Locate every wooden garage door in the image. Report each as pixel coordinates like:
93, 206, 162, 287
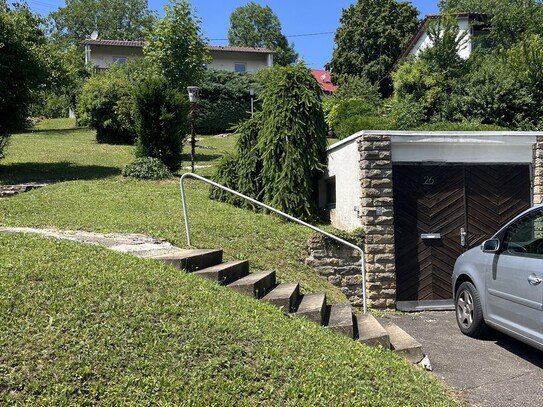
393, 164, 530, 301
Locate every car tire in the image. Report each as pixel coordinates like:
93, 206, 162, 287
455, 281, 488, 338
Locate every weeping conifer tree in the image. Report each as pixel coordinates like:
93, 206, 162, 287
256, 63, 327, 219
212, 63, 327, 220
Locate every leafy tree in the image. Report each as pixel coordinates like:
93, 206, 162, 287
438, 0, 543, 50
48, 0, 156, 47
144, 0, 210, 88
0, 1, 50, 158
228, 1, 297, 66
329, 0, 419, 96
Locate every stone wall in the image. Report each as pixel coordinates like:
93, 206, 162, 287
534, 137, 543, 205
357, 134, 396, 310
305, 233, 365, 308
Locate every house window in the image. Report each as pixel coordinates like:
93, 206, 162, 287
325, 177, 336, 209
234, 63, 246, 73
113, 57, 127, 64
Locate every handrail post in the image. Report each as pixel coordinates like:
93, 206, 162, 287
180, 172, 368, 314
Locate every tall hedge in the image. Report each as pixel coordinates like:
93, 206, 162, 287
196, 69, 256, 134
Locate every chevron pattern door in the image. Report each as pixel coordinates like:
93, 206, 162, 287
393, 164, 530, 302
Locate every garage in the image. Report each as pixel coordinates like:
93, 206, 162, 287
322, 130, 543, 310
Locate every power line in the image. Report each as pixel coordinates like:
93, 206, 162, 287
210, 30, 335, 42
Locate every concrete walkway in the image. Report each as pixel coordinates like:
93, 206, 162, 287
378, 311, 543, 407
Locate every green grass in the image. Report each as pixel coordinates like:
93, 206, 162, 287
0, 233, 459, 406
0, 119, 461, 405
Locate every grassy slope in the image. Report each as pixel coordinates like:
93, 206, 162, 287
0, 119, 460, 405
0, 234, 458, 406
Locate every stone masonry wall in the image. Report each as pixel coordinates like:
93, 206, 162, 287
357, 134, 396, 310
534, 137, 543, 205
305, 233, 364, 307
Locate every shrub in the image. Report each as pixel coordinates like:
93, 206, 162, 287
77, 74, 135, 144
133, 76, 188, 172
334, 115, 393, 137
122, 157, 172, 180
386, 96, 426, 130
196, 69, 256, 134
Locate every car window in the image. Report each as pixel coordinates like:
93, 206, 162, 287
503, 209, 543, 257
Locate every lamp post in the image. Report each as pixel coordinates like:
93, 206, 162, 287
187, 86, 199, 173
249, 87, 255, 117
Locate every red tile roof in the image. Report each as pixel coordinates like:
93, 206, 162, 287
311, 69, 337, 93
81, 39, 274, 54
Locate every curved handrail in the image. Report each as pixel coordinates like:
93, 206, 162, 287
179, 172, 367, 313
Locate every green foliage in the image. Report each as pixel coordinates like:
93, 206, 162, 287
329, 0, 420, 96
334, 115, 394, 137
122, 157, 172, 180
386, 96, 426, 130
439, 0, 543, 51
47, 0, 156, 48
196, 69, 256, 134
133, 76, 188, 171
257, 64, 327, 219
228, 1, 297, 66
333, 74, 382, 106
144, 0, 210, 88
414, 121, 507, 131
77, 72, 136, 144
326, 98, 378, 138
0, 1, 50, 157
213, 64, 327, 220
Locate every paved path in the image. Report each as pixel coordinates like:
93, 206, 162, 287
378, 311, 543, 407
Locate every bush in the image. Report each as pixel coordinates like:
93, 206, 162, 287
133, 76, 188, 172
196, 69, 256, 134
386, 96, 426, 130
122, 157, 172, 180
334, 115, 393, 137
77, 74, 135, 144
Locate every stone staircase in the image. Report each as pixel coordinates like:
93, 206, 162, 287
145, 247, 427, 366
0, 227, 427, 367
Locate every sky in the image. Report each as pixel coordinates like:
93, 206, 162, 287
27, 0, 440, 69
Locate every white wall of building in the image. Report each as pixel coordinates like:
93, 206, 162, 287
86, 45, 143, 68
207, 51, 272, 73
409, 17, 472, 59
321, 134, 363, 231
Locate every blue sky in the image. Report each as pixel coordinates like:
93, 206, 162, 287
28, 0, 439, 69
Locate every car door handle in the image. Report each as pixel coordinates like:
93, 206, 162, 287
528, 274, 542, 286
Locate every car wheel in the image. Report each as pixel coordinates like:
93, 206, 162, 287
455, 281, 488, 338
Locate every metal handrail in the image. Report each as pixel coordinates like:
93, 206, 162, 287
179, 172, 368, 313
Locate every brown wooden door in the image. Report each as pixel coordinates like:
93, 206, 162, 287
393, 164, 530, 302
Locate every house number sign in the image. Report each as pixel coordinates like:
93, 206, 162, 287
423, 175, 435, 185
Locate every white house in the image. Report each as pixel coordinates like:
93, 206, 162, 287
399, 13, 488, 60
81, 39, 274, 73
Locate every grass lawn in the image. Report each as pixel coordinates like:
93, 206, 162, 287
0, 119, 461, 405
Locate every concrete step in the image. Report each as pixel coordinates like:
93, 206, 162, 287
294, 293, 326, 325
150, 249, 223, 272
262, 283, 300, 313
194, 260, 249, 285
356, 313, 390, 349
326, 304, 354, 338
227, 270, 276, 299
383, 322, 424, 364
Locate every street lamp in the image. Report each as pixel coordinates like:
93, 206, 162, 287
187, 86, 199, 173
249, 87, 255, 117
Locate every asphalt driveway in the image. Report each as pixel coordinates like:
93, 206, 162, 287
377, 311, 543, 407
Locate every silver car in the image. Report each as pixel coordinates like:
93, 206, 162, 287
452, 204, 543, 350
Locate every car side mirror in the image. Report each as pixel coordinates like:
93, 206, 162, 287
481, 239, 500, 253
